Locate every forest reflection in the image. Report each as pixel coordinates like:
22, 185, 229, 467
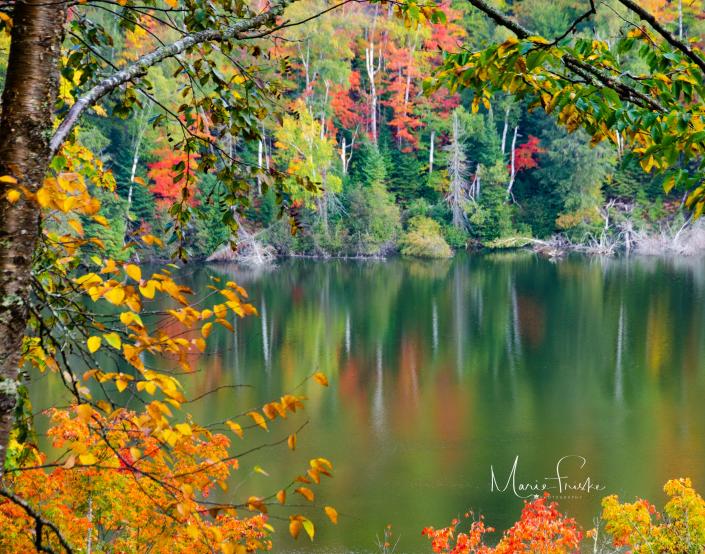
157, 253, 705, 552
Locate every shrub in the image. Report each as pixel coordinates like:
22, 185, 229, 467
422, 494, 582, 553
443, 225, 470, 249
600, 478, 705, 553
423, 479, 705, 553
345, 183, 401, 256
400, 216, 453, 258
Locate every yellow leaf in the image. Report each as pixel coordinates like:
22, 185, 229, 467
120, 311, 143, 327
221, 543, 245, 554
313, 372, 329, 387
276, 489, 286, 505
295, 487, 315, 502
141, 234, 163, 247
193, 338, 206, 352
246, 496, 266, 513
641, 155, 657, 173
139, 280, 156, 299
288, 433, 297, 450
262, 402, 279, 420
216, 317, 234, 332
103, 332, 121, 349
201, 322, 213, 338
116, 375, 130, 393
226, 420, 243, 438
87, 336, 102, 353
93, 215, 109, 226
0, 175, 17, 184
302, 517, 315, 541
125, 264, 142, 282
5, 189, 20, 203
175, 423, 192, 436
254, 465, 269, 476
79, 453, 97, 465
76, 403, 93, 422
104, 286, 125, 305
324, 506, 338, 524
248, 411, 268, 431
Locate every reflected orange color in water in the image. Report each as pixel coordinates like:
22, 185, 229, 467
71, 253, 705, 552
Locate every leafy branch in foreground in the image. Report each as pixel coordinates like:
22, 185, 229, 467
427, 0, 705, 215
0, 138, 336, 552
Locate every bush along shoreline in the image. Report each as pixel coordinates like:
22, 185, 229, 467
421, 478, 705, 553
197, 196, 705, 265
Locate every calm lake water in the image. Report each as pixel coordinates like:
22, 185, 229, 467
36, 252, 705, 552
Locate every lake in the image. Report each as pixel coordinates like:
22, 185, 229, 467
49, 252, 705, 552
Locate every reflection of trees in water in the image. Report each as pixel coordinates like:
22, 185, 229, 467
139, 253, 705, 548
138, 254, 705, 414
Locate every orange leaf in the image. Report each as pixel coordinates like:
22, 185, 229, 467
324, 506, 338, 524
295, 487, 315, 502
313, 372, 328, 386
289, 519, 302, 539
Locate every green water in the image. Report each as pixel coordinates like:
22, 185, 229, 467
39, 252, 705, 552
166, 252, 705, 552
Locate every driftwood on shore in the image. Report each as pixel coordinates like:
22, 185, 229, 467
487, 216, 705, 258
207, 225, 276, 266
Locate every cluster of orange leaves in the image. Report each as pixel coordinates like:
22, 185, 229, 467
422, 494, 582, 554
424, 479, 705, 553
1, 140, 337, 552
0, 407, 271, 553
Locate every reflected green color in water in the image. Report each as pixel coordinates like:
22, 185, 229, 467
32, 252, 705, 552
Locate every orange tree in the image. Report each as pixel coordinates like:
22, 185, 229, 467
0, 133, 337, 551
0, 0, 385, 551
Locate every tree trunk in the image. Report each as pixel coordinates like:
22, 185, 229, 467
0, 2, 67, 473
506, 126, 519, 198
428, 130, 435, 175
365, 44, 378, 145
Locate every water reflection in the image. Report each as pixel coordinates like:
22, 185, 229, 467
117, 253, 705, 552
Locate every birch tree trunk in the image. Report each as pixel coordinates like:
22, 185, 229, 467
447, 111, 468, 228
506, 126, 519, 198
365, 44, 378, 145
125, 102, 152, 243
429, 130, 435, 175
0, 2, 68, 473
500, 104, 510, 155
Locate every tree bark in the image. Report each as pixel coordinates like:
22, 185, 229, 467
0, 1, 68, 473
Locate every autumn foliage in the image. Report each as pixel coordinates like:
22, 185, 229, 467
424, 479, 705, 553
422, 494, 582, 554
0, 142, 336, 553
